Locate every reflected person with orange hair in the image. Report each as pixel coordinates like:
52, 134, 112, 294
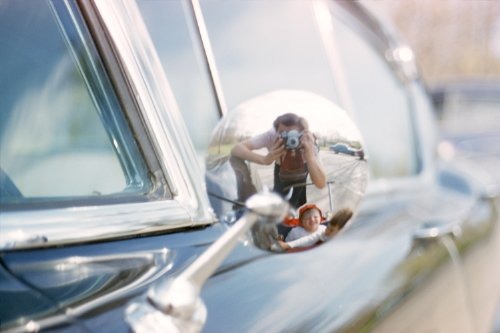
274, 204, 353, 251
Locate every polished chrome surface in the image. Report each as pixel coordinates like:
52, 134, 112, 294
1, 200, 196, 250
126, 191, 289, 333
92, 0, 214, 218
167, 190, 287, 288
126, 294, 206, 333
207, 90, 368, 212
413, 220, 462, 241
206, 90, 368, 250
188, 0, 228, 116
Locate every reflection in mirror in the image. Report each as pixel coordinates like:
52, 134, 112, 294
206, 90, 368, 252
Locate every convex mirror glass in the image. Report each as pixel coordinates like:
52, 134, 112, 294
206, 90, 368, 252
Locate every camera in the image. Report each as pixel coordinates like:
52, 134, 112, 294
280, 130, 302, 150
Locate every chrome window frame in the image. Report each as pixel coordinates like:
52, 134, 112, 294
0, 0, 216, 251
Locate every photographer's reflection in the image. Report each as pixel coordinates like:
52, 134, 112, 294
231, 113, 326, 208
205, 90, 368, 253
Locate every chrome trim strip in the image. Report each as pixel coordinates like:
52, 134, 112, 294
77, 0, 172, 198
188, 0, 228, 116
313, 0, 356, 115
126, 190, 290, 333
101, 0, 216, 218
0, 200, 198, 250
92, 0, 204, 208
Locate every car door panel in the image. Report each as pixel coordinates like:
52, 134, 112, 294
0, 226, 224, 331
198, 182, 484, 332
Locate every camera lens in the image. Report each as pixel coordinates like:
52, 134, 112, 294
288, 137, 299, 149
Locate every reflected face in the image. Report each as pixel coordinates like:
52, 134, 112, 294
301, 209, 322, 233
276, 124, 301, 135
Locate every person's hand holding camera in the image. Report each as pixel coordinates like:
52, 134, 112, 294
262, 136, 286, 165
300, 130, 316, 158
300, 130, 326, 189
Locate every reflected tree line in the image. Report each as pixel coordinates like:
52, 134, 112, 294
380, 0, 500, 84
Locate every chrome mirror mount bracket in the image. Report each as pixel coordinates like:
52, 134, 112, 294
125, 190, 289, 333
125, 280, 207, 333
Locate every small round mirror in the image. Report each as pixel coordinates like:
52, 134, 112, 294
205, 90, 368, 252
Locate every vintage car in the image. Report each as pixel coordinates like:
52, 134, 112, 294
329, 143, 365, 160
1, 1, 499, 332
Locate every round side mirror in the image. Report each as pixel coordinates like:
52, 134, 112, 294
205, 90, 368, 252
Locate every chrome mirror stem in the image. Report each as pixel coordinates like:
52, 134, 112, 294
125, 190, 289, 333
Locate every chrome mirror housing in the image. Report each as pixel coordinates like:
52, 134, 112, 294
127, 90, 368, 333
205, 90, 368, 252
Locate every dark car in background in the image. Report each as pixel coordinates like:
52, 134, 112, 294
1, 1, 499, 333
329, 143, 365, 160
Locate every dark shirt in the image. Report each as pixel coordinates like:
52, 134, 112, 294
273, 163, 307, 208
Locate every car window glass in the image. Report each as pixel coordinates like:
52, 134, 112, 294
200, 0, 340, 110
0, 0, 151, 205
330, 10, 419, 179
137, 0, 220, 165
